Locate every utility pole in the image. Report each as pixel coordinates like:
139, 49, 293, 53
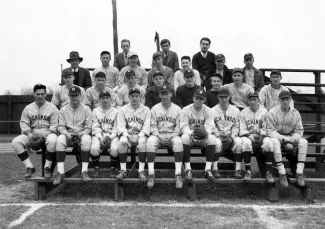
154, 31, 160, 52
112, 0, 118, 55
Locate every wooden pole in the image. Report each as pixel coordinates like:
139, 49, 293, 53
112, 0, 118, 55
154, 32, 160, 52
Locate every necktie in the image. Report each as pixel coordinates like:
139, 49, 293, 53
124, 53, 128, 65
163, 54, 168, 66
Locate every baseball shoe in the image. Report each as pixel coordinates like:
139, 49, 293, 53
147, 174, 155, 189
115, 170, 127, 180
93, 167, 100, 178
204, 169, 216, 183
25, 167, 36, 178
212, 170, 221, 179
184, 169, 193, 182
110, 167, 117, 178
234, 170, 242, 179
82, 171, 93, 182
296, 173, 305, 187
266, 171, 275, 184
244, 171, 252, 182
53, 173, 65, 185
175, 174, 183, 189
139, 171, 148, 183
44, 167, 52, 179
279, 174, 289, 188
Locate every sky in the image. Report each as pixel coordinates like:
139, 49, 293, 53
1, 0, 325, 94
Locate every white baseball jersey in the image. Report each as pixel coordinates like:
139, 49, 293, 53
20, 101, 59, 135
92, 65, 119, 89
239, 106, 268, 136
207, 104, 240, 138
83, 86, 117, 110
150, 103, 182, 136
92, 106, 118, 139
58, 104, 92, 135
259, 84, 294, 111
116, 84, 146, 107
267, 105, 304, 141
117, 103, 151, 138
51, 85, 85, 109
119, 66, 148, 89
223, 83, 254, 109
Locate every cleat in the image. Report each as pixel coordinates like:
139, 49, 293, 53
53, 173, 65, 185
115, 170, 127, 180
212, 170, 221, 179
184, 169, 193, 182
109, 167, 117, 178
93, 167, 100, 178
244, 171, 252, 182
234, 170, 242, 179
147, 174, 155, 188
204, 169, 216, 182
296, 173, 305, 187
82, 171, 93, 182
44, 167, 52, 179
279, 174, 289, 188
266, 171, 274, 184
139, 171, 148, 183
25, 167, 36, 178
175, 174, 183, 189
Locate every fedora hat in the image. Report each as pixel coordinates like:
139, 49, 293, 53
66, 51, 83, 63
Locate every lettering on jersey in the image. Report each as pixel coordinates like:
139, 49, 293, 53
98, 118, 115, 126
189, 119, 205, 125
157, 116, 176, 124
214, 116, 236, 124
30, 115, 51, 122
247, 119, 263, 127
127, 117, 144, 125
274, 120, 293, 128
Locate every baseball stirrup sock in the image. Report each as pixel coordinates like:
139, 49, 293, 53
56, 151, 66, 162
120, 163, 126, 172
276, 161, 286, 175
110, 155, 118, 168
82, 162, 89, 173
139, 162, 145, 173
234, 153, 242, 162
205, 161, 212, 171
205, 145, 215, 162
183, 145, 191, 163
174, 151, 183, 162
119, 153, 127, 163
81, 151, 90, 162
184, 162, 191, 171
296, 162, 305, 174
45, 151, 53, 161
264, 151, 273, 172
243, 151, 251, 171
148, 162, 154, 175
57, 162, 64, 174
213, 153, 220, 162
138, 151, 146, 163
175, 162, 182, 175
147, 152, 155, 163
91, 155, 100, 168
212, 161, 218, 171
17, 150, 29, 161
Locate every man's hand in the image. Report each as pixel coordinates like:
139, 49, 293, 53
65, 132, 72, 140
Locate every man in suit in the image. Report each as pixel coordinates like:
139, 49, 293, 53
62, 51, 92, 90
113, 39, 141, 71
160, 39, 180, 73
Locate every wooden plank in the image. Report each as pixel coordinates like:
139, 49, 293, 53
65, 164, 81, 178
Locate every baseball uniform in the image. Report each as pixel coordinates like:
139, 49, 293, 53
51, 85, 85, 109
116, 84, 146, 107
83, 86, 117, 110
92, 65, 119, 90
119, 66, 148, 90
259, 84, 294, 111
223, 83, 254, 110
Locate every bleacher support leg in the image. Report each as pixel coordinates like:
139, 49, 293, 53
187, 183, 197, 201
34, 182, 46, 200
118, 183, 124, 200
267, 181, 279, 202
300, 186, 315, 203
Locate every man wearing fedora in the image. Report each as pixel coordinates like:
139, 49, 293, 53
62, 51, 92, 90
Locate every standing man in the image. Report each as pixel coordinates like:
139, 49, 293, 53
113, 39, 141, 71
12, 84, 58, 179
205, 53, 233, 90
160, 39, 180, 73
242, 53, 264, 92
147, 52, 174, 87
267, 91, 307, 187
54, 86, 92, 185
63, 51, 92, 90
92, 51, 119, 92
192, 37, 216, 86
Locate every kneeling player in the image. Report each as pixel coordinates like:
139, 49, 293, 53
147, 85, 183, 188
54, 86, 92, 185
115, 88, 151, 182
267, 91, 307, 187
239, 92, 274, 183
180, 89, 218, 182
12, 84, 58, 178
90, 91, 119, 178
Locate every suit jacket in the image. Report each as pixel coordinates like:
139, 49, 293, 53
242, 66, 264, 92
61, 67, 92, 90
113, 52, 141, 71
160, 50, 180, 73
204, 65, 233, 91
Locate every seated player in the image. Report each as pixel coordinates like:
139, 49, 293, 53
223, 68, 254, 110
90, 91, 119, 178
116, 69, 145, 107
208, 87, 243, 179
83, 71, 116, 110
206, 73, 223, 108
147, 52, 174, 88
259, 69, 294, 111
115, 88, 151, 182
12, 84, 58, 179
180, 89, 218, 182
267, 91, 307, 187
54, 86, 92, 185
239, 92, 274, 183
51, 69, 85, 109
242, 53, 264, 92
146, 85, 183, 188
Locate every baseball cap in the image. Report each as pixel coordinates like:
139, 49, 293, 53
125, 69, 135, 78
99, 90, 111, 98
278, 91, 292, 99
244, 53, 254, 60
69, 86, 81, 95
153, 71, 164, 78
232, 68, 243, 75
61, 69, 74, 78
184, 69, 194, 78
33, 83, 46, 92
152, 52, 162, 59
95, 71, 106, 78
247, 91, 259, 99
193, 89, 206, 99
129, 88, 141, 95
160, 85, 172, 93
215, 53, 225, 61
127, 51, 138, 58
218, 87, 230, 97
270, 69, 282, 77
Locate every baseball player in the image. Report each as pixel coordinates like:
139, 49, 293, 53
83, 71, 116, 110
147, 85, 183, 188
207, 87, 243, 179
51, 69, 85, 109
115, 88, 151, 182
12, 84, 58, 179
239, 92, 274, 183
54, 86, 92, 185
267, 91, 307, 187
90, 90, 119, 178
116, 69, 146, 107
259, 70, 294, 111
180, 89, 218, 182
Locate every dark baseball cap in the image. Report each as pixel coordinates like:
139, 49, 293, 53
99, 90, 111, 98
215, 53, 225, 61
153, 71, 164, 78
125, 69, 135, 78
95, 71, 106, 78
184, 69, 194, 78
160, 85, 172, 93
270, 70, 282, 77
129, 88, 141, 95
61, 69, 74, 78
69, 86, 81, 95
247, 91, 259, 99
232, 68, 243, 75
244, 53, 254, 60
278, 91, 292, 99
193, 89, 206, 99
218, 87, 230, 97
152, 52, 162, 59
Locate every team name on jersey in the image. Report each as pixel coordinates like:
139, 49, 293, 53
127, 117, 144, 125
189, 119, 205, 125
98, 118, 115, 126
247, 119, 263, 127
157, 116, 176, 124
214, 116, 236, 124
30, 115, 50, 122
274, 120, 293, 128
